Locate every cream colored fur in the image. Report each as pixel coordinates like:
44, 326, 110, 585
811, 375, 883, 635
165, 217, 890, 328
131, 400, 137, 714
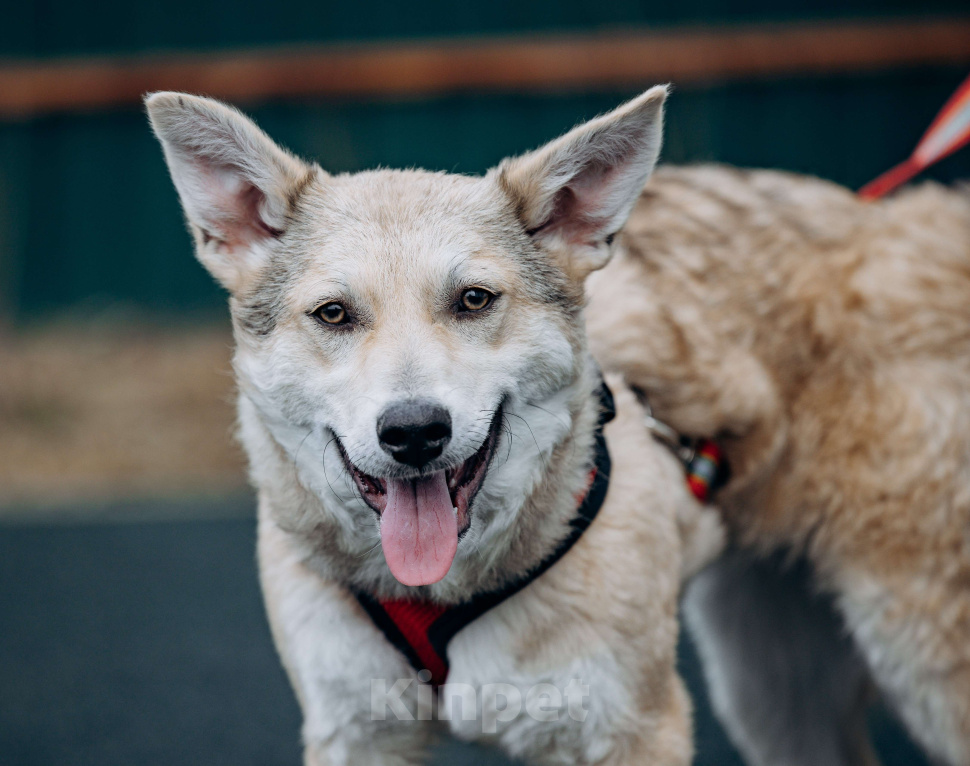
588, 165, 970, 765
147, 87, 720, 765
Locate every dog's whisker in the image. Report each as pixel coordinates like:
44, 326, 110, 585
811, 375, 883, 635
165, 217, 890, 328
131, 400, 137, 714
500, 415, 515, 464
465, 533, 489, 568
321, 437, 347, 517
523, 402, 570, 431
293, 427, 314, 465
505, 412, 548, 471
345, 475, 371, 513
444, 384, 477, 398
356, 538, 384, 559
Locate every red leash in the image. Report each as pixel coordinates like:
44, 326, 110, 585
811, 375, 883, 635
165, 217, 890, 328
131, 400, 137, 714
859, 72, 970, 200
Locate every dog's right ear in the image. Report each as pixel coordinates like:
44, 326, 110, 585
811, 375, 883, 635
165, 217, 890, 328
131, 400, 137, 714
145, 92, 315, 293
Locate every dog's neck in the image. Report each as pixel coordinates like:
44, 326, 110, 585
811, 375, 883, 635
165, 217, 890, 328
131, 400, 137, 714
240, 357, 604, 604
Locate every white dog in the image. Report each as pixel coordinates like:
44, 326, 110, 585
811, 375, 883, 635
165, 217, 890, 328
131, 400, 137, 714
147, 86, 721, 765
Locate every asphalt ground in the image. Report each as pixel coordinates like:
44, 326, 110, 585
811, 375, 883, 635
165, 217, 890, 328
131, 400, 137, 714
0, 504, 929, 765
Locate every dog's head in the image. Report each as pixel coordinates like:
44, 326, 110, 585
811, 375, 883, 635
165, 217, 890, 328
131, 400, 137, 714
147, 87, 665, 587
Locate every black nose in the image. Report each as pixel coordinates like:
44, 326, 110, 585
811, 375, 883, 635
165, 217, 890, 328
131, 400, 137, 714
377, 399, 452, 468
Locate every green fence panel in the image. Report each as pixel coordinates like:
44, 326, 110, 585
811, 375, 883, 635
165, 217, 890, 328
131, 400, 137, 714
4, 67, 969, 321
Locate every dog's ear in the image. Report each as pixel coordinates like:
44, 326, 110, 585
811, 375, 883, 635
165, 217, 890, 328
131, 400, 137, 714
145, 92, 315, 293
494, 85, 666, 281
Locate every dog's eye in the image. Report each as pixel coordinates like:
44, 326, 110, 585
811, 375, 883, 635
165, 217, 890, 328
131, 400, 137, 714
313, 302, 348, 325
459, 288, 495, 313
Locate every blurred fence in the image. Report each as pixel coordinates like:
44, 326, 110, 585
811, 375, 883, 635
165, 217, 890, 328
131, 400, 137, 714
0, 1, 969, 322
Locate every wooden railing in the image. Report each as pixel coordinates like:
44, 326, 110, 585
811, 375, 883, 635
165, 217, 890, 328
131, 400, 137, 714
1, 17, 968, 117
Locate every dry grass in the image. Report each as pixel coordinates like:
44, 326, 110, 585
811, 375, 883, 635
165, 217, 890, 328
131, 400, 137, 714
0, 321, 247, 510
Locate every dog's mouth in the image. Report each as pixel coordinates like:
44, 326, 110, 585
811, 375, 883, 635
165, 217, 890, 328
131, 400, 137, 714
337, 407, 503, 587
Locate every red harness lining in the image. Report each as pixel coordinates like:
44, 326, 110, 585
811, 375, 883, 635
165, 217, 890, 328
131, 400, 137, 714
379, 599, 450, 685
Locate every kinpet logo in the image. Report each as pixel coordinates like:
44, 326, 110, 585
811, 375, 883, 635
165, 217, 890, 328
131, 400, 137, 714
372, 673, 590, 734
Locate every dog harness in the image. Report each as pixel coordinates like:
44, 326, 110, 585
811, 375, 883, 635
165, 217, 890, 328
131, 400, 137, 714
354, 383, 726, 685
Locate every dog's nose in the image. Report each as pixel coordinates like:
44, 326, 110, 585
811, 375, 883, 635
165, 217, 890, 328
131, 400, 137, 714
377, 400, 452, 468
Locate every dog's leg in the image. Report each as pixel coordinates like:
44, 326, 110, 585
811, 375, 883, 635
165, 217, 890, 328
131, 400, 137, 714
258, 513, 432, 766
459, 667, 694, 766
837, 565, 970, 766
684, 550, 880, 766
613, 674, 695, 766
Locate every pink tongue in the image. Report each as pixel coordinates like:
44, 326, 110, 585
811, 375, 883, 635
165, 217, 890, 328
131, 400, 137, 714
380, 471, 458, 586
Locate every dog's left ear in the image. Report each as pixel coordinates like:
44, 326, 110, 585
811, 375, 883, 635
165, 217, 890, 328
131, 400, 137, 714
494, 85, 667, 281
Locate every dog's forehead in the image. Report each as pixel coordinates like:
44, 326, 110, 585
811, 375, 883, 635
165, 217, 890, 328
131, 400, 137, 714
308, 169, 512, 244
289, 169, 528, 285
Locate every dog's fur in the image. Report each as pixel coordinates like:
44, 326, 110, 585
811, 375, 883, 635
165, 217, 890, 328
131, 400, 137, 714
147, 86, 970, 766
587, 165, 970, 765
147, 86, 723, 765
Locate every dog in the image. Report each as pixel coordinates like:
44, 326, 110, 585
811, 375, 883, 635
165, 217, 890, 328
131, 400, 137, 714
586, 165, 970, 764
146, 86, 725, 765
